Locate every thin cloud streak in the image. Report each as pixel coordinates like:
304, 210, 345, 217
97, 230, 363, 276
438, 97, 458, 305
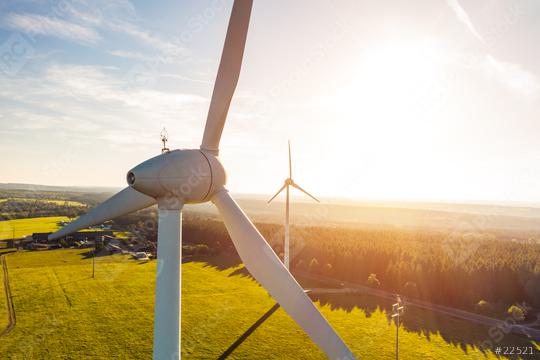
485, 55, 540, 97
107, 19, 185, 58
108, 50, 155, 62
445, 0, 486, 46
64, 1, 186, 59
3, 13, 101, 43
445, 0, 539, 97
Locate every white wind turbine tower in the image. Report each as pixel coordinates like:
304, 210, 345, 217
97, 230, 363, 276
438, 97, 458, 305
268, 141, 320, 269
48, 1, 355, 359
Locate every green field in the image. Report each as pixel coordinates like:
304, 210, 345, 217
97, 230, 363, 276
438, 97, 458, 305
0, 216, 69, 240
0, 249, 532, 359
0, 217, 118, 240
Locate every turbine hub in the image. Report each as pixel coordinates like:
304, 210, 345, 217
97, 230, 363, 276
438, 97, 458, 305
127, 149, 226, 204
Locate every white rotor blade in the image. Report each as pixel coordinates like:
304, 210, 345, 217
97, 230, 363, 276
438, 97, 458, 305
200, 0, 253, 154
288, 140, 292, 179
291, 182, 320, 203
212, 189, 355, 360
267, 183, 287, 203
48, 187, 156, 240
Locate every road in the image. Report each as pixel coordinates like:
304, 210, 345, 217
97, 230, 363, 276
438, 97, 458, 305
297, 271, 540, 342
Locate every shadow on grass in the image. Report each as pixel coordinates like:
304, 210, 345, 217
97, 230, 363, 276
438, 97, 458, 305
10, 276, 92, 301
310, 291, 540, 357
79, 249, 114, 259
59, 249, 537, 359
217, 303, 281, 360
187, 253, 539, 360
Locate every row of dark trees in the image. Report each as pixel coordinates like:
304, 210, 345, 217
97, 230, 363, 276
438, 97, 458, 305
0, 189, 106, 221
112, 209, 540, 314
0, 198, 85, 220
176, 214, 540, 314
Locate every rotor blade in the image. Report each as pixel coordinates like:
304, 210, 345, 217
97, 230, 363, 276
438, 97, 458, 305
200, 0, 253, 154
48, 187, 156, 240
290, 182, 320, 203
288, 140, 292, 178
267, 183, 287, 203
212, 190, 355, 360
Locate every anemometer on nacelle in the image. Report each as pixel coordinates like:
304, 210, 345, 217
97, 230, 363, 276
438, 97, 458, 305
160, 127, 170, 153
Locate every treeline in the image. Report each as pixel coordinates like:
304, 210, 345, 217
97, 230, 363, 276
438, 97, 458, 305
0, 199, 86, 220
112, 210, 540, 315
285, 226, 540, 313
0, 189, 105, 220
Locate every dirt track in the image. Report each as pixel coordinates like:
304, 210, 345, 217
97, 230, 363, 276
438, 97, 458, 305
0, 255, 15, 337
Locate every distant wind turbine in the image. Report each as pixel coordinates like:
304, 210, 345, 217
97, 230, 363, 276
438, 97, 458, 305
268, 141, 320, 269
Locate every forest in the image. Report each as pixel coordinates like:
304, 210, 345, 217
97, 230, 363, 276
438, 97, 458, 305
0, 189, 104, 220
115, 208, 540, 318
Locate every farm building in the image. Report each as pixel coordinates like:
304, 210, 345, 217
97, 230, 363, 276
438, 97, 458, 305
32, 231, 113, 243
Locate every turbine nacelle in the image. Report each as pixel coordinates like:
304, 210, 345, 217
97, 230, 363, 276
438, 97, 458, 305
127, 149, 226, 205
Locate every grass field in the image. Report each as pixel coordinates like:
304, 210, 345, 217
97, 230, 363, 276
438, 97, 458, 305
0, 217, 120, 240
0, 216, 69, 240
1, 249, 534, 359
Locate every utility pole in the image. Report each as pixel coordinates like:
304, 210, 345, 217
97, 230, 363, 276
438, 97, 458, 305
12, 227, 16, 251
92, 238, 96, 279
391, 295, 405, 360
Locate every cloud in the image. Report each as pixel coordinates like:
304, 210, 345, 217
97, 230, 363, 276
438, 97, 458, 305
2, 2, 186, 61
485, 55, 540, 97
108, 50, 154, 62
445, 0, 486, 45
107, 20, 185, 58
3, 13, 101, 44
445, 0, 539, 97
42, 64, 206, 111
0, 64, 208, 149
62, 1, 184, 58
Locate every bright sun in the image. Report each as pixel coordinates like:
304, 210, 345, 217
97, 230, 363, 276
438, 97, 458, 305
313, 36, 451, 200
330, 36, 448, 137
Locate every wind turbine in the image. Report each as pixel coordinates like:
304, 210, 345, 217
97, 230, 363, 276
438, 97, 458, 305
268, 141, 320, 269
48, 1, 355, 359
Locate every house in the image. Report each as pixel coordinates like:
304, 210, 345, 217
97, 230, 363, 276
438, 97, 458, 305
32, 231, 114, 246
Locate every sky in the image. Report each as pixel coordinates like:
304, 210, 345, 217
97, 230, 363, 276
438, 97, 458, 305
1, 0, 540, 203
